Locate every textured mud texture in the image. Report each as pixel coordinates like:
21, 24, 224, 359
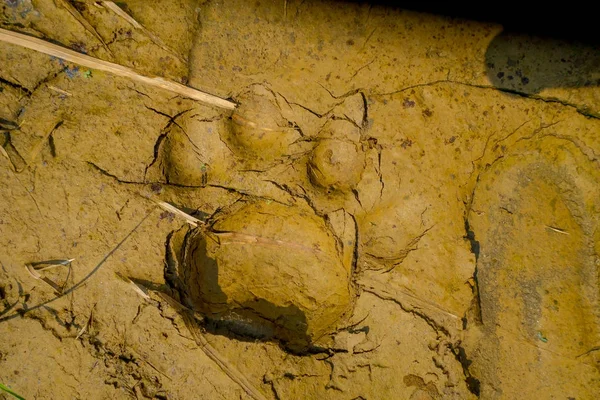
1, 1, 599, 399
173, 200, 354, 352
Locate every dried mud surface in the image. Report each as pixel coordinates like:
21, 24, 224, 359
1, 1, 599, 399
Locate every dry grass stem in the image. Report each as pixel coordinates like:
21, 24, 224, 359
545, 225, 569, 235
155, 200, 202, 227
25, 263, 64, 294
0, 28, 236, 110
47, 85, 73, 96
25, 259, 74, 294
115, 272, 151, 301
76, 305, 95, 340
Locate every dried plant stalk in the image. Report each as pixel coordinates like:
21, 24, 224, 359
0, 28, 236, 110
115, 272, 151, 301
154, 200, 202, 227
0, 146, 11, 165
25, 263, 64, 294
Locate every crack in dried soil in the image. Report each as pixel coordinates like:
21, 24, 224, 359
360, 287, 450, 337
373, 79, 600, 120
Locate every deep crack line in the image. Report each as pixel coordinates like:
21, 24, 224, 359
0, 76, 31, 95
359, 280, 461, 327
87, 161, 212, 190
372, 79, 600, 120
86, 161, 143, 184
361, 287, 451, 336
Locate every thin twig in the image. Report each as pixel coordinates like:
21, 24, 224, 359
154, 200, 202, 227
31, 259, 75, 270
25, 263, 64, 294
47, 85, 72, 96
115, 272, 151, 301
76, 304, 95, 340
102, 1, 143, 29
0, 146, 14, 171
0, 28, 236, 110
545, 225, 569, 235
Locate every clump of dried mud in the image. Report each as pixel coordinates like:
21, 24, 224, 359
172, 200, 354, 352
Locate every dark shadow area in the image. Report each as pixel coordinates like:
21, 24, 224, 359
341, 2, 599, 44
165, 229, 313, 354
340, 2, 600, 95
453, 344, 481, 396
128, 277, 169, 293
203, 302, 310, 354
485, 32, 599, 94
464, 220, 480, 260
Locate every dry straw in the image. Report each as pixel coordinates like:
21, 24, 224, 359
0, 28, 236, 110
